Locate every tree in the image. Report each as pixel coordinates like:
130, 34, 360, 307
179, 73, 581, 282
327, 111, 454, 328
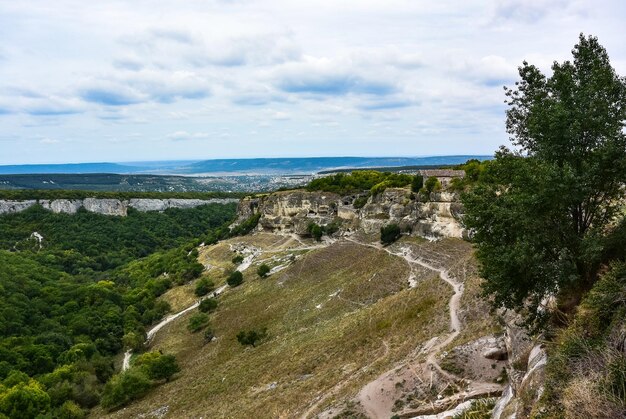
380, 224, 401, 245
411, 175, 424, 193
307, 223, 323, 241
198, 298, 218, 313
257, 264, 270, 278
236, 328, 267, 348
423, 176, 441, 194
187, 313, 209, 333
135, 352, 180, 382
463, 34, 626, 325
0, 380, 51, 419
227, 271, 243, 287
100, 370, 152, 410
194, 278, 215, 297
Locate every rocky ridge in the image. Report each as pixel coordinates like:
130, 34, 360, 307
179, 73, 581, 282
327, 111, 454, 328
0, 198, 239, 216
234, 187, 466, 239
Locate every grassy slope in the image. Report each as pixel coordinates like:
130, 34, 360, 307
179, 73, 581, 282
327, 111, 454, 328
97, 234, 497, 418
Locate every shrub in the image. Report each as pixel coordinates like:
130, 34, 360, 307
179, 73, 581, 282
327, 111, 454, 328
236, 328, 267, 348
135, 352, 180, 382
353, 196, 368, 209
100, 369, 152, 410
411, 175, 424, 193
423, 176, 441, 194
187, 313, 209, 333
231, 254, 244, 264
308, 223, 323, 241
198, 298, 218, 313
227, 271, 244, 287
57, 400, 85, 419
203, 329, 215, 344
257, 264, 270, 278
380, 224, 401, 245
194, 278, 215, 297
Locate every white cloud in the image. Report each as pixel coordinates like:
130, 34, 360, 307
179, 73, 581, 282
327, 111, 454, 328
0, 0, 624, 163
167, 131, 211, 141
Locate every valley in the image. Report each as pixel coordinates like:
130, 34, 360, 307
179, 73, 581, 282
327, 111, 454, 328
101, 230, 504, 418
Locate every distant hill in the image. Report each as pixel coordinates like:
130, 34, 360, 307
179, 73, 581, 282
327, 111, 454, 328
0, 156, 491, 175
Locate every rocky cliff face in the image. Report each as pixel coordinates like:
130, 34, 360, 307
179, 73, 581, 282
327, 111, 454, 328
0, 198, 239, 216
235, 188, 466, 239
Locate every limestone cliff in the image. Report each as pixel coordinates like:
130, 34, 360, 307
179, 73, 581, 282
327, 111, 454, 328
234, 188, 466, 239
0, 198, 239, 216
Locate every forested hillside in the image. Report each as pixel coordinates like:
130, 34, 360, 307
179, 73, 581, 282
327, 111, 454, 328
0, 202, 237, 418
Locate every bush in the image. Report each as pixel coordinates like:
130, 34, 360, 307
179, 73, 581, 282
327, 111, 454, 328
194, 278, 215, 297
134, 352, 180, 382
236, 328, 267, 348
257, 264, 270, 278
100, 369, 152, 410
203, 329, 215, 344
198, 298, 218, 313
423, 176, 441, 194
187, 313, 209, 333
411, 175, 424, 193
57, 400, 86, 419
380, 224, 401, 245
231, 254, 244, 264
308, 223, 323, 241
353, 196, 368, 209
227, 271, 244, 287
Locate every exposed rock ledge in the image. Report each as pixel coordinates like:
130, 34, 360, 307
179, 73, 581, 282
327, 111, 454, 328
233, 188, 466, 239
0, 198, 239, 217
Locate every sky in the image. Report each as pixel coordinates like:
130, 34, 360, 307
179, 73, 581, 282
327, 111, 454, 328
0, 0, 624, 165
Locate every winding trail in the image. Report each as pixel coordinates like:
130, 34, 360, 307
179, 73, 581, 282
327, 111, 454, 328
122, 284, 229, 371
319, 237, 499, 419
123, 235, 328, 372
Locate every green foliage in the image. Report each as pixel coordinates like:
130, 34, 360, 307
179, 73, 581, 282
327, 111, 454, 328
462, 35, 626, 325
194, 278, 215, 297
231, 254, 244, 264
56, 400, 85, 419
236, 328, 267, 348
198, 298, 218, 313
306, 170, 412, 195
308, 223, 323, 241
0, 189, 243, 201
411, 175, 424, 193
187, 313, 210, 333
380, 224, 401, 245
257, 264, 270, 278
353, 196, 368, 209
229, 213, 261, 237
422, 176, 441, 194
541, 263, 626, 416
135, 352, 180, 382
0, 201, 237, 415
0, 379, 51, 419
100, 369, 152, 410
227, 271, 244, 287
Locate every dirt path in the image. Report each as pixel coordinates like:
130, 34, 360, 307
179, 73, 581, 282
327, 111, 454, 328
122, 284, 229, 371
338, 237, 498, 419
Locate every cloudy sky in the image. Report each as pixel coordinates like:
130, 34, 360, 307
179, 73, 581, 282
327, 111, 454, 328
0, 0, 624, 164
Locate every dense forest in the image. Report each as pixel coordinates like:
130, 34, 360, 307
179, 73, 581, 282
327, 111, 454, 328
0, 202, 238, 417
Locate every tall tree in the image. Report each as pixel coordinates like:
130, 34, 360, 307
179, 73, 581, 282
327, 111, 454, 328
463, 34, 626, 324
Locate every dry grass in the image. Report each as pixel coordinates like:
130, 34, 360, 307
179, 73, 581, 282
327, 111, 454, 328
98, 240, 460, 418
95, 236, 500, 418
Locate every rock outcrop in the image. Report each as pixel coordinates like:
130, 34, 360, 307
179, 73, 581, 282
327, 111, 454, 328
491, 312, 547, 419
0, 198, 239, 216
234, 188, 466, 239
